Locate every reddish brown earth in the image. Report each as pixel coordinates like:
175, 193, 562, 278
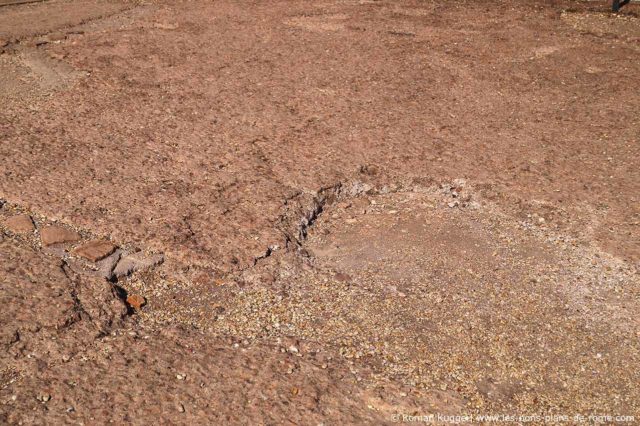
1, 0, 639, 423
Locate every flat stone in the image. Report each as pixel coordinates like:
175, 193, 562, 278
40, 226, 80, 246
113, 252, 164, 278
4, 214, 35, 234
126, 294, 146, 310
74, 240, 116, 262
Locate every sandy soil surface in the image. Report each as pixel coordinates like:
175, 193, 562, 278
1, 0, 639, 423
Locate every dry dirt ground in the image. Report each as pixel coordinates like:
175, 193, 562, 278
1, 0, 639, 424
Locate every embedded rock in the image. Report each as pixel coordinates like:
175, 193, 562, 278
126, 294, 146, 310
4, 214, 35, 234
40, 226, 80, 246
74, 240, 116, 262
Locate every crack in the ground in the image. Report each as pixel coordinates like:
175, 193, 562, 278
237, 179, 382, 272
244, 174, 487, 275
277, 177, 412, 246
60, 261, 95, 328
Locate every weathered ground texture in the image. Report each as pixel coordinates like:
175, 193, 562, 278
1, 0, 639, 423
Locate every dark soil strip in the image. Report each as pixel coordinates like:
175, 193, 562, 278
0, 0, 49, 7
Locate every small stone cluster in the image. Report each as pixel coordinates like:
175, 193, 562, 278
1, 210, 163, 311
